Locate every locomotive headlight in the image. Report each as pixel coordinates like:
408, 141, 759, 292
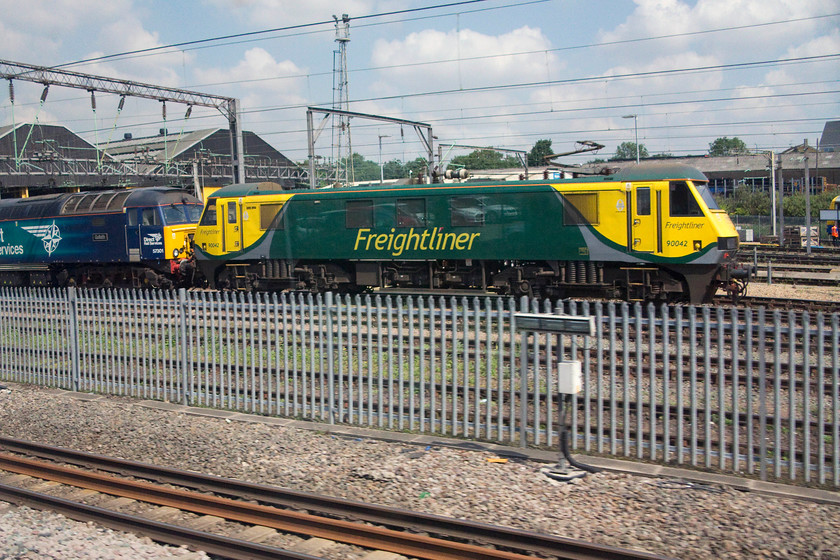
173, 248, 180, 258
717, 237, 738, 250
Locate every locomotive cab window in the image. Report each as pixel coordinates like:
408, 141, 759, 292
163, 204, 203, 225
636, 187, 651, 216
199, 203, 217, 226
694, 181, 720, 210
346, 200, 374, 228
450, 196, 484, 226
396, 198, 426, 227
226, 201, 238, 223
670, 181, 703, 217
141, 208, 161, 226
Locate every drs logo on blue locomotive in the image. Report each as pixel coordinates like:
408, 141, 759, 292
143, 232, 165, 255
21, 222, 63, 256
0, 226, 24, 257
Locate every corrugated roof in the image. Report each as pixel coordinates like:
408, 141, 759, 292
821, 121, 840, 149
0, 123, 24, 139
100, 128, 220, 162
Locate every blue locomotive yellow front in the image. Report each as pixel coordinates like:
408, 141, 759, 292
0, 188, 202, 288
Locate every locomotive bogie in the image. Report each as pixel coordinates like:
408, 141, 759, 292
194, 163, 745, 304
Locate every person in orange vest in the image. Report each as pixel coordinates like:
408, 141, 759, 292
832, 224, 839, 246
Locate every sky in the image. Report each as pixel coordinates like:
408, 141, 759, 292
1, 0, 838, 168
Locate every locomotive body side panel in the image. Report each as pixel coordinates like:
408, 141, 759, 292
192, 164, 746, 303
0, 212, 129, 265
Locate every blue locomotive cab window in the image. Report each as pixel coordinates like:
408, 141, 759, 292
450, 196, 484, 226
396, 198, 426, 227
670, 181, 703, 217
163, 204, 203, 225
636, 188, 651, 216
199, 203, 217, 226
141, 208, 161, 226
346, 200, 374, 228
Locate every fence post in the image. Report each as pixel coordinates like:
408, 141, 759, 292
67, 286, 80, 392
758, 307, 767, 481
326, 291, 335, 424
518, 296, 528, 447
179, 288, 190, 406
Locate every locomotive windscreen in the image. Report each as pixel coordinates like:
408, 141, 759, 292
163, 203, 203, 225
694, 182, 719, 210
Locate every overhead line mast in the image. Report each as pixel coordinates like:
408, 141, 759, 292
333, 14, 352, 186
0, 59, 246, 184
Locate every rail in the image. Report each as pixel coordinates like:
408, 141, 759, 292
0, 439, 668, 560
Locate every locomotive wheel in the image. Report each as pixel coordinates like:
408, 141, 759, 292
514, 280, 533, 298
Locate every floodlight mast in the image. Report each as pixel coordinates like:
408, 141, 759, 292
0, 59, 246, 183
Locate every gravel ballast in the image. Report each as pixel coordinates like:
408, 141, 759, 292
0, 383, 838, 560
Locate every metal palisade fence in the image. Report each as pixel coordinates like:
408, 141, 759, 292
1, 286, 838, 488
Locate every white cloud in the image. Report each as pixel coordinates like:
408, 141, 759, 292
600, 0, 838, 61
371, 26, 559, 92
0, 0, 135, 62
195, 47, 306, 93
357, 26, 564, 155
192, 46, 310, 136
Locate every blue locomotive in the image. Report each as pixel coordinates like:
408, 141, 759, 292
0, 187, 203, 288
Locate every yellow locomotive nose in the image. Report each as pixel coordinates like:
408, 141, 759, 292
165, 225, 197, 261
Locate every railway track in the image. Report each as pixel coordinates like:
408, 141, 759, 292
738, 245, 840, 288
0, 437, 670, 560
741, 244, 840, 263
732, 295, 839, 313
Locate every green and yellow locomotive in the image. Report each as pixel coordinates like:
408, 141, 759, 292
193, 163, 748, 303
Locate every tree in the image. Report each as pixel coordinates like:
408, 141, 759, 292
717, 189, 771, 216
527, 139, 553, 166
405, 157, 429, 177
450, 149, 519, 170
782, 191, 837, 219
610, 142, 648, 161
348, 152, 381, 182
708, 137, 749, 157
382, 159, 407, 180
